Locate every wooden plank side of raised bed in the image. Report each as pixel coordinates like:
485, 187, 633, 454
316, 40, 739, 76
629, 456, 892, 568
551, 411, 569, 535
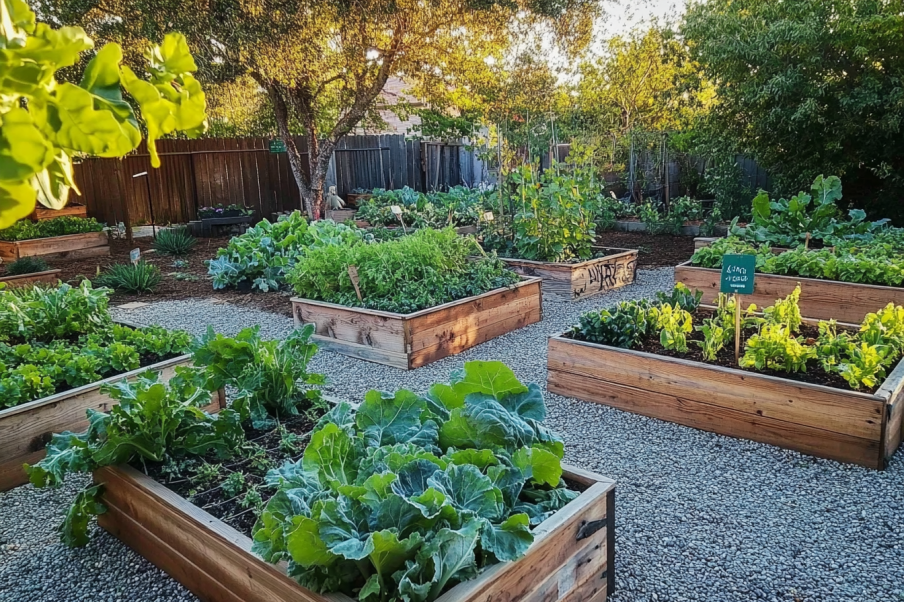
293, 301, 407, 353
407, 279, 541, 353
12, 231, 109, 258
548, 369, 883, 469
877, 358, 904, 463
547, 337, 884, 441
675, 262, 904, 324
0, 356, 221, 492
0, 269, 61, 288
571, 250, 637, 301
96, 466, 351, 602
436, 478, 614, 602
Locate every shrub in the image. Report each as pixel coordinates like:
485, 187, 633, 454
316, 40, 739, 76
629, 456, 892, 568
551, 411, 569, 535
96, 262, 162, 293
5, 257, 50, 276
153, 228, 197, 256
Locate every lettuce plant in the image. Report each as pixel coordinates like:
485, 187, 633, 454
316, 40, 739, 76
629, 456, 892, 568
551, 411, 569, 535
252, 361, 578, 602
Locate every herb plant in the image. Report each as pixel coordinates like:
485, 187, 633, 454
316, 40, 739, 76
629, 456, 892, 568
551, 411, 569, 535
252, 361, 577, 602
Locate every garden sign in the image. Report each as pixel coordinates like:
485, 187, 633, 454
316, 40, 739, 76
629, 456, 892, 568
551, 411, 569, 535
720, 254, 756, 363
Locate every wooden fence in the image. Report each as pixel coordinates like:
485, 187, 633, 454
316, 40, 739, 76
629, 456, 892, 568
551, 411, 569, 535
74, 135, 487, 226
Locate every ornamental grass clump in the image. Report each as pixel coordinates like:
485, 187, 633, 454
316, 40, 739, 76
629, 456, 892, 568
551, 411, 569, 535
287, 227, 520, 313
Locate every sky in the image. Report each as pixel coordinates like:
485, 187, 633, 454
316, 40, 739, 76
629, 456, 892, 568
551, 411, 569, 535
595, 0, 687, 51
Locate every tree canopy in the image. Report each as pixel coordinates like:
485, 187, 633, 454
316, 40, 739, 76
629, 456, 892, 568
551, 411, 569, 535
683, 0, 904, 220
0, 0, 207, 228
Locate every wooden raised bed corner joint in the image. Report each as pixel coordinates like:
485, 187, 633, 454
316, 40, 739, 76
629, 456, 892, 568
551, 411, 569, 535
291, 277, 543, 369
94, 463, 615, 602
547, 333, 904, 470
499, 248, 638, 302
0, 355, 225, 492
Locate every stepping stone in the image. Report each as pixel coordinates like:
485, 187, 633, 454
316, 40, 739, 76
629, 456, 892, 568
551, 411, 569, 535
116, 302, 151, 310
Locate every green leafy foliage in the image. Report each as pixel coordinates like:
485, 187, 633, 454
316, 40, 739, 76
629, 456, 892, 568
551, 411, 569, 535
207, 212, 363, 292
153, 227, 197, 256
649, 303, 693, 352
4, 256, 49, 275
356, 186, 490, 229
639, 197, 707, 235
252, 361, 577, 602
0, 283, 192, 409
740, 324, 815, 372
95, 261, 162, 293
570, 298, 654, 348
192, 324, 326, 428
656, 282, 703, 312
0, 0, 206, 228
762, 285, 802, 333
26, 367, 244, 545
0, 217, 104, 241
287, 227, 520, 314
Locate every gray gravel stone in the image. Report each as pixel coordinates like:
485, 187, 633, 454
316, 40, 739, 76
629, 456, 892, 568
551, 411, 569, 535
3, 266, 903, 602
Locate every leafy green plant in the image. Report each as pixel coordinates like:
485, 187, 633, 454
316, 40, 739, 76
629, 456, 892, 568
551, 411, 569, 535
762, 285, 802, 332
0, 0, 206, 228
25, 368, 244, 546
656, 282, 703, 312
357, 186, 489, 229
816, 320, 855, 372
153, 227, 197, 256
571, 299, 654, 348
95, 261, 162, 293
695, 318, 729, 361
0, 281, 111, 342
287, 228, 520, 314
0, 217, 105, 242
192, 324, 326, 428
208, 213, 363, 291
649, 303, 694, 352
836, 342, 889, 390
222, 471, 246, 498
4, 256, 50, 275
859, 303, 904, 356
252, 361, 577, 602
740, 324, 815, 372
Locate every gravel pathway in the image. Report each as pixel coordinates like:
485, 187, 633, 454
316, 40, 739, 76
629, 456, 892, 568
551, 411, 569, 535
3, 267, 903, 602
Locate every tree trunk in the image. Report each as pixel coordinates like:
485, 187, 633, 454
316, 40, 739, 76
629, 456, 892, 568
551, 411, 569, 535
268, 85, 313, 218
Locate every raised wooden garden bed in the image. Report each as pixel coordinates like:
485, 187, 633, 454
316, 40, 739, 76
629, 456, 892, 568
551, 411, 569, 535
674, 261, 904, 324
547, 334, 904, 469
0, 355, 224, 492
0, 269, 61, 289
292, 277, 542, 369
499, 248, 637, 302
346, 192, 372, 206
0, 231, 109, 262
94, 462, 615, 602
189, 215, 254, 237
325, 209, 357, 222
29, 203, 88, 221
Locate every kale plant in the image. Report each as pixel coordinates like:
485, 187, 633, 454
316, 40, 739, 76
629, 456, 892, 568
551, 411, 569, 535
252, 361, 578, 602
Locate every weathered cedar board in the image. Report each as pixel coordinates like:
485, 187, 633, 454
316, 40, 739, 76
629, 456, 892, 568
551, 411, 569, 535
30, 204, 89, 221
0, 231, 109, 261
675, 261, 904, 324
0, 269, 61, 288
95, 463, 615, 602
499, 248, 637, 301
324, 209, 357, 222
292, 277, 542, 369
0, 355, 224, 492
547, 334, 904, 469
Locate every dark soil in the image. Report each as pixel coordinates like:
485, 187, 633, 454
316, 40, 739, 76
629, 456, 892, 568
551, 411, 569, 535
140, 412, 319, 537
596, 231, 696, 268
12, 234, 293, 318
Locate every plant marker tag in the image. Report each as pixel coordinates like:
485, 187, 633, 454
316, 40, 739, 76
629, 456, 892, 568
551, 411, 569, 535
347, 265, 362, 301
805, 232, 811, 249
390, 205, 403, 216
483, 211, 494, 222
720, 254, 755, 364
130, 248, 141, 265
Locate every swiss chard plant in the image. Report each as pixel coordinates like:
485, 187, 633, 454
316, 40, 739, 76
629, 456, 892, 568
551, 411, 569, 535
251, 361, 578, 602
25, 367, 244, 546
192, 324, 327, 428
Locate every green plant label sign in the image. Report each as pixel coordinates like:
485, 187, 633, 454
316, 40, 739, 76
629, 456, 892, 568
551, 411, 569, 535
269, 139, 287, 154
720, 254, 756, 295
130, 248, 141, 265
